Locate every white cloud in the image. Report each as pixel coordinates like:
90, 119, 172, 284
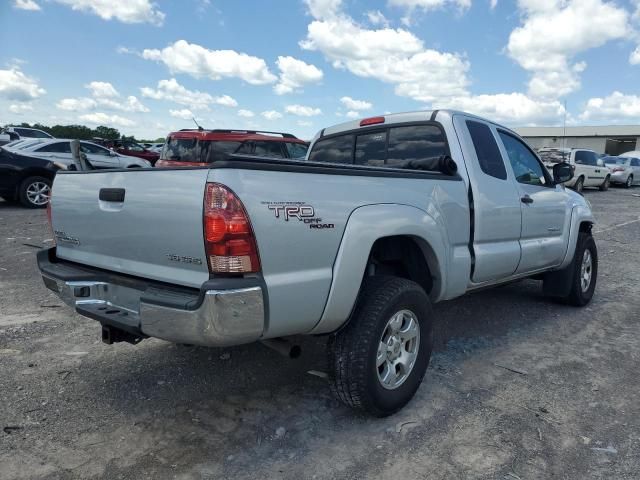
388, 0, 471, 13
79, 112, 135, 127
56, 97, 97, 111
631, 46, 640, 65
434, 92, 565, 125
261, 110, 283, 120
9, 104, 34, 114
507, 0, 630, 99
0, 67, 46, 101
237, 109, 255, 118
53, 0, 165, 26
579, 91, 640, 122
97, 95, 150, 112
86, 81, 119, 98
142, 40, 277, 85
285, 104, 322, 116
300, 0, 470, 104
490, 0, 497, 9
169, 108, 195, 120
140, 78, 236, 110
14, 0, 41, 10
340, 96, 372, 110
345, 110, 360, 119
274, 56, 323, 95
366, 10, 389, 27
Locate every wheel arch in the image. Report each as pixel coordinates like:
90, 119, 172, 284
309, 203, 454, 335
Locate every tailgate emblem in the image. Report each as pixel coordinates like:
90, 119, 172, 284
166, 254, 203, 265
54, 230, 80, 245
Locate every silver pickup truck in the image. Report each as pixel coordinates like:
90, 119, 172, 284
38, 110, 597, 416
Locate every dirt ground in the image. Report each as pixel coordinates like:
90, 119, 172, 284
1, 186, 639, 480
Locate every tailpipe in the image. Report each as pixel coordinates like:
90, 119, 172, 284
261, 338, 302, 359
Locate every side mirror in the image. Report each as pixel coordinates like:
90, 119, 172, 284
553, 162, 573, 185
109, 150, 117, 156
596, 158, 604, 167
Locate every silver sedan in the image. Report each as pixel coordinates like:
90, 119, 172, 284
603, 156, 640, 188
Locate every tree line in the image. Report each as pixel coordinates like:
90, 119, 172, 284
7, 122, 165, 143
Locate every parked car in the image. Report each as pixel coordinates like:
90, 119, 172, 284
0, 126, 54, 146
155, 129, 310, 167
603, 156, 640, 188
113, 141, 160, 165
142, 142, 164, 153
39, 110, 596, 416
538, 147, 610, 192
0, 140, 150, 208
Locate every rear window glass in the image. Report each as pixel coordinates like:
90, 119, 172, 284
603, 157, 628, 165
387, 125, 447, 166
466, 121, 507, 180
161, 138, 242, 163
355, 131, 386, 166
285, 142, 309, 159
253, 141, 285, 158
36, 142, 71, 153
538, 150, 570, 163
308, 134, 354, 164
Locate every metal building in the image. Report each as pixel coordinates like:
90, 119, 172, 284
513, 125, 640, 155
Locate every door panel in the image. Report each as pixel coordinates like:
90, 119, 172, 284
453, 116, 522, 283
497, 130, 571, 273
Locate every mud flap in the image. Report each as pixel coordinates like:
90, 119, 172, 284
541, 257, 575, 297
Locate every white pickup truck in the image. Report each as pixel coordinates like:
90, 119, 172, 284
38, 110, 597, 416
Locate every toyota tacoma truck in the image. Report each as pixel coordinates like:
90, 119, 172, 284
38, 110, 597, 416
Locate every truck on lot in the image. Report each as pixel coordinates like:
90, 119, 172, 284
38, 110, 597, 416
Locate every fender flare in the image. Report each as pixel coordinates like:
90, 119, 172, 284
558, 204, 595, 270
309, 203, 450, 335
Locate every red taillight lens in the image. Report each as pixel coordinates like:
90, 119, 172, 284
360, 116, 385, 126
203, 183, 260, 274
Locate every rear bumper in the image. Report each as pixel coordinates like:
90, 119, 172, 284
610, 172, 628, 184
37, 248, 265, 347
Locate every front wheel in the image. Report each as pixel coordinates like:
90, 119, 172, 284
18, 176, 51, 208
573, 176, 584, 193
564, 233, 598, 306
327, 276, 433, 416
599, 175, 610, 191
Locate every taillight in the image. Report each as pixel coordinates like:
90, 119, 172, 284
612, 167, 625, 172
203, 183, 260, 274
360, 116, 385, 126
46, 189, 55, 246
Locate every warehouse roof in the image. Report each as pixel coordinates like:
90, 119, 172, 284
514, 125, 640, 137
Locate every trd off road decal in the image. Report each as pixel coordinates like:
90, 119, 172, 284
263, 201, 334, 229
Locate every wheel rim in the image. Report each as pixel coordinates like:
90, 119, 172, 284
580, 249, 593, 293
376, 309, 420, 390
628, 176, 633, 187
576, 179, 583, 192
604, 178, 610, 189
26, 181, 50, 206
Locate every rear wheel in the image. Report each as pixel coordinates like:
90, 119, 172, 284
599, 175, 610, 191
625, 175, 633, 188
18, 176, 51, 208
573, 176, 584, 193
327, 276, 433, 416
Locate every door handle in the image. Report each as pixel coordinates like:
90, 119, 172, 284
99, 188, 125, 202
521, 195, 534, 204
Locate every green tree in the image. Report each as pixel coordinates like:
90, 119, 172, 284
94, 125, 120, 140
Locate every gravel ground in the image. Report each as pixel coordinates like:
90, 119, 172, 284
1, 187, 639, 480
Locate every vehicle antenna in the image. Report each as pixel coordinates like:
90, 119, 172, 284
192, 117, 203, 131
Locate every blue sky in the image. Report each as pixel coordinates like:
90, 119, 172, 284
1, 0, 639, 139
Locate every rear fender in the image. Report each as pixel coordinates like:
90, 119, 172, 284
309, 204, 450, 334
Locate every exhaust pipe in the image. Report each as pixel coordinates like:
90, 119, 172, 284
261, 338, 301, 359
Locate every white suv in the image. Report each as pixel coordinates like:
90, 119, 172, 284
0, 126, 53, 146
538, 148, 610, 192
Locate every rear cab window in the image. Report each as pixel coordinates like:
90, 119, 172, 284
465, 121, 507, 180
161, 137, 242, 164
308, 123, 448, 168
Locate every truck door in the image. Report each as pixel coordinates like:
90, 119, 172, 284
496, 130, 571, 273
453, 116, 522, 283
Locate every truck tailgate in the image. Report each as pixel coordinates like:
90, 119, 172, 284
50, 169, 211, 288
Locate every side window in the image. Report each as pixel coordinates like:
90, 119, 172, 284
308, 134, 354, 164
253, 141, 285, 158
631, 158, 639, 167
235, 141, 253, 155
575, 151, 595, 165
386, 125, 447, 166
355, 131, 386, 166
80, 142, 110, 155
15, 128, 35, 138
35, 142, 71, 153
466, 121, 507, 180
498, 131, 548, 187
284, 142, 309, 159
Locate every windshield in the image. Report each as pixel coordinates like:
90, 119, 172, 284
603, 157, 629, 165
161, 138, 242, 163
538, 150, 570, 163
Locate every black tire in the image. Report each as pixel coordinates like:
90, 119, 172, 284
327, 276, 433, 417
18, 176, 51, 208
599, 175, 610, 191
573, 176, 584, 193
625, 175, 633, 189
564, 232, 598, 306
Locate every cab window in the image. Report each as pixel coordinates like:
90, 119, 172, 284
498, 131, 549, 186
35, 142, 71, 153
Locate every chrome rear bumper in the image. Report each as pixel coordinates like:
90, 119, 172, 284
39, 249, 265, 347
